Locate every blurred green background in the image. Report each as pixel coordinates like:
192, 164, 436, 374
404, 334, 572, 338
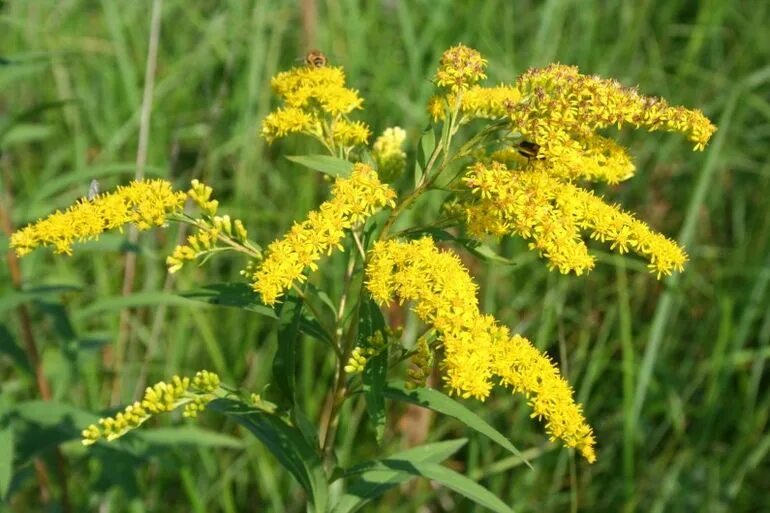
1, 0, 769, 511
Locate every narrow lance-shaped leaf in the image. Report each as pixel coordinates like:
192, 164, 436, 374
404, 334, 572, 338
384, 382, 529, 468
331, 439, 468, 513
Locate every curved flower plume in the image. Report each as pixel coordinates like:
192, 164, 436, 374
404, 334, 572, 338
252, 163, 395, 305
462, 161, 688, 277
261, 59, 370, 148
10, 179, 186, 257
365, 237, 596, 462
81, 370, 221, 445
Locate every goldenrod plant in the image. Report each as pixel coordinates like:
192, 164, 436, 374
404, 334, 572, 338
10, 45, 715, 511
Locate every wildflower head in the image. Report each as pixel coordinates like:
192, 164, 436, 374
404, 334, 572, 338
434, 44, 488, 92
262, 62, 369, 149
252, 163, 395, 305
81, 370, 221, 446
372, 127, 407, 182
10, 179, 186, 257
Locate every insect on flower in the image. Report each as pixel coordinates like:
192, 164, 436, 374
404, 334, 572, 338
87, 179, 100, 201
304, 49, 328, 68
517, 141, 540, 159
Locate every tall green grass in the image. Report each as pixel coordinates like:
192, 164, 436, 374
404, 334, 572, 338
1, 1, 769, 511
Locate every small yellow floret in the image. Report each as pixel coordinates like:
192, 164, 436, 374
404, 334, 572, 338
435, 44, 488, 92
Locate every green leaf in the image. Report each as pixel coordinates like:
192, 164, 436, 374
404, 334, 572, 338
331, 439, 467, 513
13, 401, 97, 429
137, 426, 243, 449
0, 324, 31, 375
73, 292, 199, 321
384, 383, 529, 468
352, 460, 514, 513
286, 155, 353, 178
418, 124, 436, 170
0, 284, 82, 314
0, 419, 13, 500
1, 123, 54, 147
415, 124, 436, 186
179, 282, 278, 318
273, 295, 303, 408
360, 298, 388, 444
210, 399, 328, 512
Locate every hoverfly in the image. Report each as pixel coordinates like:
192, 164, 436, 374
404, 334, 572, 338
517, 141, 540, 159
304, 49, 328, 68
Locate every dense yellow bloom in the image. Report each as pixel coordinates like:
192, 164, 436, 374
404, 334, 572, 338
253, 163, 395, 305
10, 179, 186, 256
332, 119, 371, 146
429, 85, 523, 122
81, 370, 221, 445
271, 65, 362, 114
365, 237, 595, 461
262, 62, 369, 147
435, 44, 488, 92
511, 63, 716, 151
492, 332, 596, 462
462, 161, 688, 277
372, 126, 407, 182
261, 107, 320, 143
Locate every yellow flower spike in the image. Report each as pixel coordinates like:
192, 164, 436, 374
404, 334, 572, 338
252, 163, 395, 305
81, 370, 221, 446
10, 179, 186, 257
435, 44, 488, 92
373, 127, 407, 182
461, 161, 688, 278
365, 237, 595, 461
492, 332, 596, 463
509, 63, 716, 151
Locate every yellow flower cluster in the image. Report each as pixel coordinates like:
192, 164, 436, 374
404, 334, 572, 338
365, 237, 595, 461
372, 127, 407, 182
512, 63, 716, 152
462, 161, 688, 277
10, 179, 186, 256
167, 180, 251, 273
261, 63, 370, 146
434, 44, 488, 92
81, 370, 221, 445
252, 163, 396, 305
